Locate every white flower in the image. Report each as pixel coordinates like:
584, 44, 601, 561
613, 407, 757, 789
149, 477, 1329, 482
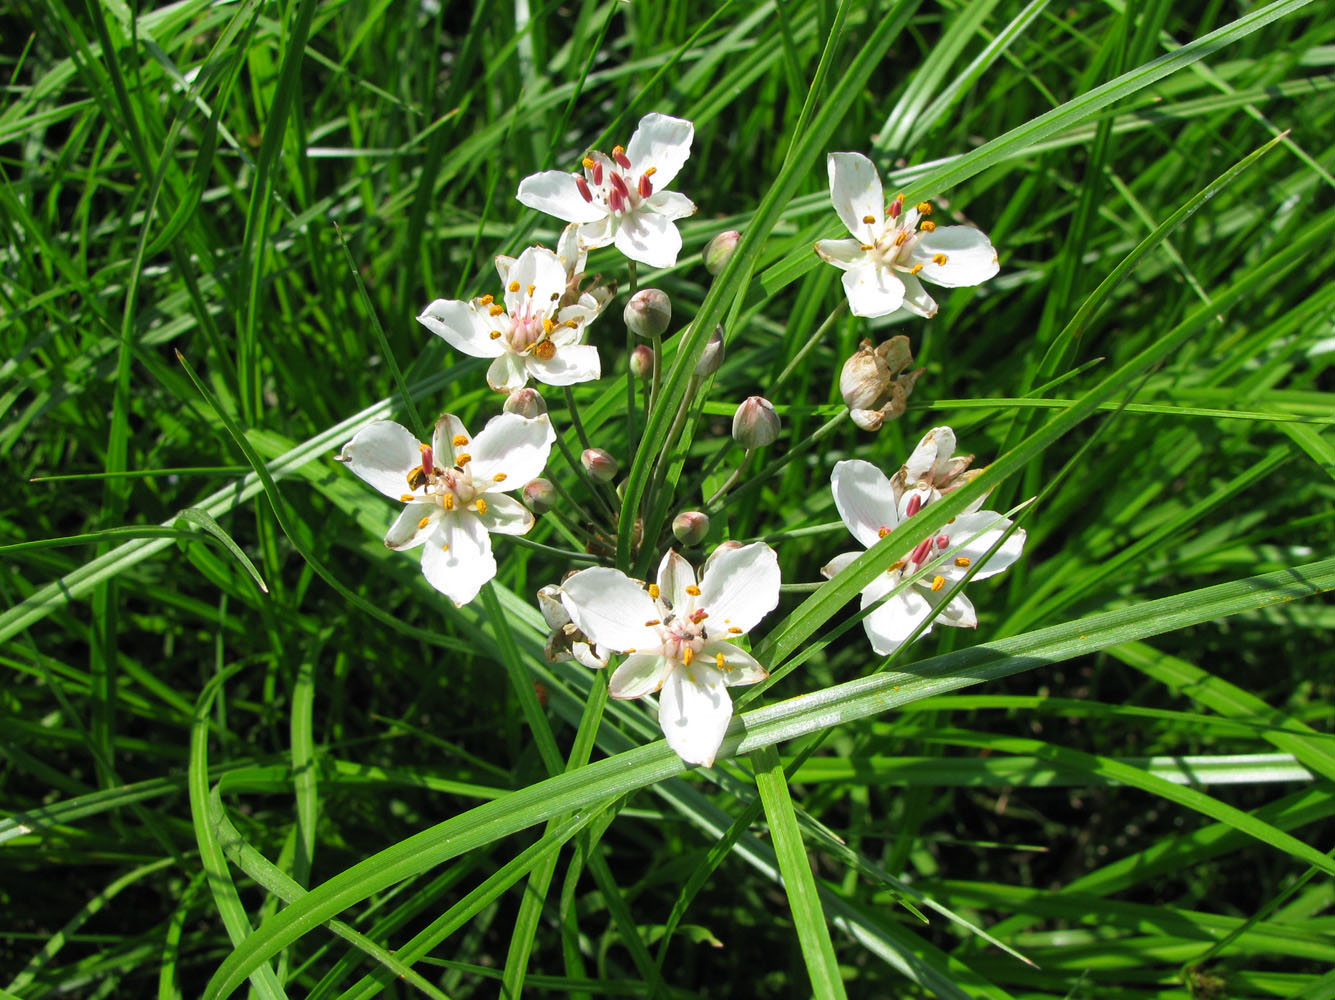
822, 435, 1025, 656
560, 543, 781, 766
815, 152, 999, 319
418, 245, 604, 393
338, 412, 555, 606
517, 113, 697, 269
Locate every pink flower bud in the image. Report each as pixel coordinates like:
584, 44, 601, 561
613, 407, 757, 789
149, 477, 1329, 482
703, 230, 740, 276
629, 344, 655, 379
523, 478, 557, 513
672, 510, 711, 546
732, 396, 780, 449
624, 288, 672, 339
581, 448, 618, 483
693, 324, 725, 376
503, 387, 548, 418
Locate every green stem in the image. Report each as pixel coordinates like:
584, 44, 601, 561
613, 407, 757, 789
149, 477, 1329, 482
772, 301, 846, 393
563, 386, 594, 453
704, 449, 754, 507
708, 411, 848, 516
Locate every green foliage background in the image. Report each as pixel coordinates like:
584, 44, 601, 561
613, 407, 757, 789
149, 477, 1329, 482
2, 0, 1334, 997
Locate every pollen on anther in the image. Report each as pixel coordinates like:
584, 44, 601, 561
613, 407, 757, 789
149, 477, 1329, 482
644, 619, 661, 627
648, 583, 660, 599
493, 473, 507, 483
917, 201, 933, 215
453, 434, 469, 446
932, 252, 949, 266
443, 494, 455, 510
581, 156, 596, 170
955, 556, 971, 567
479, 294, 494, 306
877, 526, 890, 539
920, 220, 937, 232
508, 281, 520, 293
889, 559, 906, 572
728, 626, 743, 634
862, 214, 875, 224
909, 264, 924, 275
894, 231, 909, 246
930, 575, 946, 592
690, 609, 708, 624
489, 303, 505, 316
542, 318, 555, 334
399, 493, 415, 502
612, 144, 631, 169
441, 543, 449, 551
644, 166, 657, 176
417, 516, 430, 530
475, 498, 487, 515
490, 330, 502, 339
526, 284, 535, 297
682, 646, 694, 667
685, 584, 701, 596
860, 243, 875, 251
716, 652, 726, 670
534, 341, 556, 361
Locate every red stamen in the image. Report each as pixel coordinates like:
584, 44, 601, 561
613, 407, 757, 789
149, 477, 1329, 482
613, 145, 632, 169
888, 199, 902, 220
936, 535, 949, 549
609, 172, 630, 198
910, 537, 934, 565
905, 493, 923, 517
591, 160, 603, 185
575, 176, 593, 202
608, 188, 624, 213
420, 446, 434, 483
638, 173, 653, 198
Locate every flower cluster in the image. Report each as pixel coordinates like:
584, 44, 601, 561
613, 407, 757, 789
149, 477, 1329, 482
336, 111, 1022, 767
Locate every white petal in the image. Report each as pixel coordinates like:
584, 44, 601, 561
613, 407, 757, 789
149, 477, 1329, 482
477, 493, 534, 535
555, 223, 586, 277
842, 264, 906, 318
656, 549, 697, 614
494, 253, 516, 287
902, 427, 955, 487
658, 661, 732, 767
431, 413, 469, 468
509, 247, 568, 311
815, 237, 869, 271
338, 420, 422, 499
487, 353, 529, 393
645, 190, 696, 222
908, 226, 999, 288
526, 344, 601, 386
827, 152, 884, 243
700, 640, 768, 687
820, 550, 861, 580
385, 502, 437, 550
831, 459, 898, 550
626, 113, 694, 187
467, 412, 555, 486
698, 541, 780, 637
577, 215, 616, 250
418, 299, 506, 358
420, 515, 495, 606
517, 170, 607, 224
614, 211, 682, 269
928, 587, 977, 629
560, 568, 662, 652
572, 642, 610, 670
609, 653, 672, 699
937, 512, 1025, 581
898, 271, 939, 319
861, 581, 933, 657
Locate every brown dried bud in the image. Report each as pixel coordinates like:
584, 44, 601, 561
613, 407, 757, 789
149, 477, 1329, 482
840, 336, 924, 432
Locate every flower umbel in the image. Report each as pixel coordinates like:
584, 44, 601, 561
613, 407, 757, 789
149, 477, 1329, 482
815, 152, 999, 318
559, 543, 781, 766
338, 412, 556, 606
418, 244, 605, 393
822, 427, 1025, 656
517, 112, 697, 268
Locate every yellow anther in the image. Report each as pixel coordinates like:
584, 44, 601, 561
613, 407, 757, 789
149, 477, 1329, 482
644, 619, 661, 627
479, 294, 494, 306
716, 652, 727, 670
682, 646, 694, 667
685, 584, 701, 596
932, 252, 949, 266
862, 214, 875, 224
508, 280, 520, 293
909, 264, 924, 275
453, 434, 469, 446
475, 497, 487, 515
534, 341, 556, 361
489, 303, 505, 316
489, 330, 502, 339
644, 166, 657, 176
728, 626, 743, 634
917, 201, 933, 215
930, 575, 946, 592
493, 473, 507, 483
417, 516, 430, 530
648, 583, 661, 599
919, 220, 937, 232
455, 452, 471, 464
399, 493, 415, 502
443, 494, 454, 510
955, 556, 971, 567
582, 156, 596, 170
627, 648, 637, 653
860, 243, 875, 252
542, 318, 555, 334
889, 559, 906, 572
612, 144, 626, 157
877, 526, 890, 539
893, 192, 905, 202
441, 543, 449, 551
527, 283, 535, 296
894, 230, 909, 246
566, 319, 579, 328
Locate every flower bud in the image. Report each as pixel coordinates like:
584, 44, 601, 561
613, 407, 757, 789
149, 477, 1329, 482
629, 344, 655, 379
523, 477, 557, 513
703, 230, 740, 275
672, 510, 710, 546
732, 396, 780, 449
537, 584, 571, 629
503, 387, 547, 418
624, 288, 671, 339
694, 324, 725, 376
581, 448, 618, 482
